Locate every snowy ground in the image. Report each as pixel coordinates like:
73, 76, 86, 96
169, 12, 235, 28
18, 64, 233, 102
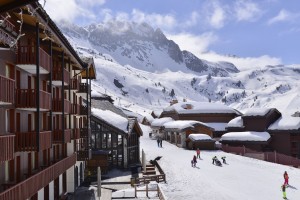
134, 124, 300, 200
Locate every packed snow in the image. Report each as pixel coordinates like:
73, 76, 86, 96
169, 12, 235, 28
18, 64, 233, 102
188, 133, 213, 141
132, 125, 300, 200
227, 116, 243, 128
150, 117, 174, 127
269, 116, 300, 130
220, 131, 271, 142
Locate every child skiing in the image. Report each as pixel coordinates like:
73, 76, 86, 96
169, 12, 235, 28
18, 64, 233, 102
196, 148, 200, 159
281, 184, 287, 199
283, 171, 289, 186
212, 156, 217, 164
221, 156, 226, 164
192, 155, 197, 167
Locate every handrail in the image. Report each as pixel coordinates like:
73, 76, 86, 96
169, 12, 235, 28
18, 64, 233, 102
0, 75, 15, 104
0, 134, 14, 163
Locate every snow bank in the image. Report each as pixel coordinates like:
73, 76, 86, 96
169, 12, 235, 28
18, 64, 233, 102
151, 117, 173, 127
220, 131, 270, 141
268, 116, 300, 130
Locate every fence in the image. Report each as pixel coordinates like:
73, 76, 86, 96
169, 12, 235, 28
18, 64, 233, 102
134, 183, 167, 200
222, 145, 300, 167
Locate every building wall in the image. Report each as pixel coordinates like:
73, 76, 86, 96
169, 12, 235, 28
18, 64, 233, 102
38, 187, 44, 200
270, 132, 291, 155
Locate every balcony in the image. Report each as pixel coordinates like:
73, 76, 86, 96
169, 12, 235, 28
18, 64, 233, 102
77, 83, 91, 99
72, 128, 80, 140
15, 131, 51, 152
53, 129, 71, 144
0, 15, 16, 34
0, 153, 76, 200
0, 75, 14, 105
68, 78, 79, 91
16, 46, 51, 74
80, 128, 91, 138
71, 103, 80, 115
0, 134, 14, 163
52, 99, 71, 114
15, 89, 51, 111
52, 68, 70, 86
77, 149, 92, 161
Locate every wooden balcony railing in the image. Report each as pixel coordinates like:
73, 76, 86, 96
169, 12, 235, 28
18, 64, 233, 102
17, 46, 51, 73
69, 78, 79, 90
0, 134, 14, 163
72, 128, 80, 140
77, 149, 92, 161
52, 99, 71, 113
80, 105, 88, 115
71, 103, 80, 115
80, 128, 91, 138
78, 83, 90, 93
53, 68, 70, 85
0, 75, 14, 104
0, 153, 76, 200
0, 15, 15, 32
53, 129, 71, 144
15, 131, 51, 152
15, 89, 51, 110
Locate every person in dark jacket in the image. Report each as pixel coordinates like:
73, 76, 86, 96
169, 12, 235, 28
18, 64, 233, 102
192, 155, 197, 167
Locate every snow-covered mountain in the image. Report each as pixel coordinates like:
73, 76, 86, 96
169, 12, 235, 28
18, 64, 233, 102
58, 21, 300, 116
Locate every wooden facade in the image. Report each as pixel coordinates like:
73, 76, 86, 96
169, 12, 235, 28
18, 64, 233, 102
0, 1, 96, 199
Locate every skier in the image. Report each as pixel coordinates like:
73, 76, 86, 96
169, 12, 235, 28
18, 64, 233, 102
160, 139, 163, 148
157, 138, 160, 147
221, 156, 226, 164
283, 171, 289, 186
196, 148, 201, 159
192, 155, 197, 167
281, 184, 287, 199
212, 156, 217, 165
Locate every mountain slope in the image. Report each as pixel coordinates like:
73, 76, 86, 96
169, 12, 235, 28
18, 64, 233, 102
58, 21, 300, 116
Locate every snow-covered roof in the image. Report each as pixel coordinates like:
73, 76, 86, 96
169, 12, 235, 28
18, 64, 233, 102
268, 116, 300, 130
151, 117, 174, 127
227, 116, 243, 128
152, 110, 162, 117
91, 90, 105, 98
163, 120, 207, 130
188, 134, 213, 141
205, 123, 227, 131
92, 107, 128, 133
243, 108, 272, 117
163, 102, 239, 114
220, 131, 270, 142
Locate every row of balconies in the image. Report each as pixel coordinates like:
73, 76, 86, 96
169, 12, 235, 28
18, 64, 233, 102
0, 128, 91, 163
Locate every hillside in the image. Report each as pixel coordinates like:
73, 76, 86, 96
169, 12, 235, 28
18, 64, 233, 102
58, 21, 300, 116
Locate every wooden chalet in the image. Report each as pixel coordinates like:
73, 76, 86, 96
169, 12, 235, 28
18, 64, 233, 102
268, 116, 300, 158
163, 120, 214, 148
186, 134, 215, 150
0, 1, 96, 199
160, 101, 241, 138
89, 99, 143, 174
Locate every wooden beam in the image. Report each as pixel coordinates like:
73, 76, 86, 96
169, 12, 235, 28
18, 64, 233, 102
0, 0, 37, 14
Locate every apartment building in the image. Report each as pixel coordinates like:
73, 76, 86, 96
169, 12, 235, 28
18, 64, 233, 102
0, 1, 96, 199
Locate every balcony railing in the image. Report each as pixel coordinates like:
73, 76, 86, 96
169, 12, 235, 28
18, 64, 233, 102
0, 15, 15, 33
77, 149, 92, 161
53, 68, 70, 85
80, 128, 91, 138
15, 89, 51, 110
0, 75, 14, 104
68, 78, 79, 90
17, 46, 51, 73
53, 129, 71, 144
72, 128, 80, 140
0, 134, 14, 163
71, 103, 80, 115
0, 153, 76, 200
15, 131, 51, 152
78, 83, 90, 93
52, 99, 71, 113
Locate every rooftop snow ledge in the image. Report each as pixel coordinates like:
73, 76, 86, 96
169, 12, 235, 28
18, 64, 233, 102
220, 131, 270, 142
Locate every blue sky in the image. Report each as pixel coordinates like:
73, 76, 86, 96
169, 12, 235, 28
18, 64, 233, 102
44, 0, 300, 68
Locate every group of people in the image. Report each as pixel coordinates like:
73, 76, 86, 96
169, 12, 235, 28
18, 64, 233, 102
281, 171, 289, 199
156, 138, 163, 147
191, 149, 227, 168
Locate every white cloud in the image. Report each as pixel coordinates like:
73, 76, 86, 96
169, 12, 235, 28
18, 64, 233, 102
199, 52, 282, 71
267, 9, 300, 25
209, 3, 226, 29
166, 32, 218, 54
43, 0, 97, 22
234, 0, 262, 22
184, 11, 200, 27
77, 0, 106, 7
131, 9, 177, 30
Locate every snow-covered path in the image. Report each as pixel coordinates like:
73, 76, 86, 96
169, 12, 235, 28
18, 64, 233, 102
140, 125, 300, 200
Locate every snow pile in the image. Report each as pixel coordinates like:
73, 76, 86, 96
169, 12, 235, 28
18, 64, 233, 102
151, 117, 173, 127
227, 116, 243, 127
188, 133, 213, 141
269, 116, 300, 130
220, 131, 270, 141
243, 108, 272, 116
163, 120, 206, 130
91, 107, 128, 132
205, 123, 227, 131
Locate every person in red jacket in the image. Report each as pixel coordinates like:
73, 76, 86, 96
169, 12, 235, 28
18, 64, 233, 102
283, 171, 289, 186
196, 148, 201, 159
